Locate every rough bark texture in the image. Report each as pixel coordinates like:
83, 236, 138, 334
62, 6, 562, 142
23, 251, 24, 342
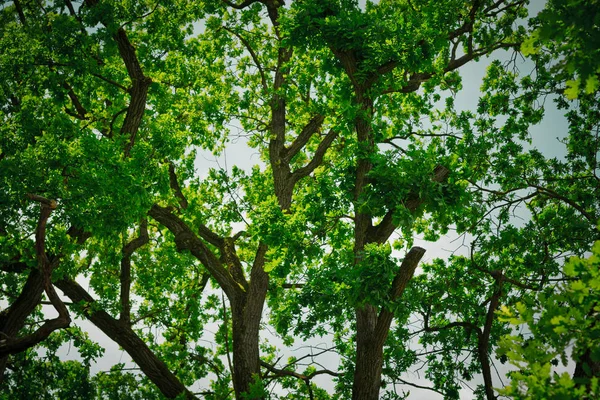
230, 244, 268, 399
0, 269, 45, 380
352, 304, 385, 400
351, 247, 426, 400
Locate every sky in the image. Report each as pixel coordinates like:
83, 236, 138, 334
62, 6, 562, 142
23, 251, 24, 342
40, 0, 578, 398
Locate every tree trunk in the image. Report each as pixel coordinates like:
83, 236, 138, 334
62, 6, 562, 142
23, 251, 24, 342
231, 304, 262, 399
352, 305, 384, 400
230, 244, 269, 399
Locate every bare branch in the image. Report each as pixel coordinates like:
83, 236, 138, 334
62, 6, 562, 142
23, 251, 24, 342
222, 27, 268, 91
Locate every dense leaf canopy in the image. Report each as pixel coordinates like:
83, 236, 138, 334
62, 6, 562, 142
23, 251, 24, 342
0, 0, 598, 399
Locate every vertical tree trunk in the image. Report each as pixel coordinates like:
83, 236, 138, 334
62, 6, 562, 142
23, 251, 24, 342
230, 245, 269, 399
352, 305, 384, 400
231, 307, 262, 399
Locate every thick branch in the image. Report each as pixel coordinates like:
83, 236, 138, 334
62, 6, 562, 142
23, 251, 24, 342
284, 115, 325, 163
55, 279, 195, 399
13, 0, 26, 25
368, 165, 450, 244
114, 28, 152, 156
148, 205, 242, 300
0, 260, 28, 274
246, 243, 268, 321
0, 295, 69, 357
293, 128, 339, 180
62, 82, 88, 119
269, 44, 293, 209
0, 196, 70, 361
83, 0, 151, 155
374, 246, 426, 346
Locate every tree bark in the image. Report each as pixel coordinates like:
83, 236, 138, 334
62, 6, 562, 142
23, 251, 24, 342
0, 268, 45, 381
0, 196, 69, 380
230, 243, 268, 399
352, 304, 384, 400
55, 279, 195, 399
149, 206, 269, 398
351, 247, 425, 400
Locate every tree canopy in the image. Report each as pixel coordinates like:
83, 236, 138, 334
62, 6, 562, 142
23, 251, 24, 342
0, 0, 598, 399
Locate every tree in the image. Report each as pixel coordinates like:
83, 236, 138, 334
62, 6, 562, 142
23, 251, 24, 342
0, 0, 598, 399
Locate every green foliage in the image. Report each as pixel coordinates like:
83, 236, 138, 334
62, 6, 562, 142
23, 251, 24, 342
523, 0, 600, 98
241, 375, 269, 399
497, 241, 600, 399
1, 0, 599, 399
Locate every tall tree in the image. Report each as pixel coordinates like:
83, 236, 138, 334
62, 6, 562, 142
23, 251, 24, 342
278, 1, 528, 398
1, 0, 598, 399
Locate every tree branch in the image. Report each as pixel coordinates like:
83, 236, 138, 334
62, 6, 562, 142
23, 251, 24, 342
374, 247, 426, 346
113, 28, 152, 156
55, 278, 196, 399
222, 27, 268, 91
283, 115, 325, 163
62, 82, 88, 119
532, 184, 596, 223
168, 162, 189, 209
148, 205, 242, 301
368, 165, 450, 244
0, 196, 70, 358
292, 128, 339, 181
221, 0, 260, 9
